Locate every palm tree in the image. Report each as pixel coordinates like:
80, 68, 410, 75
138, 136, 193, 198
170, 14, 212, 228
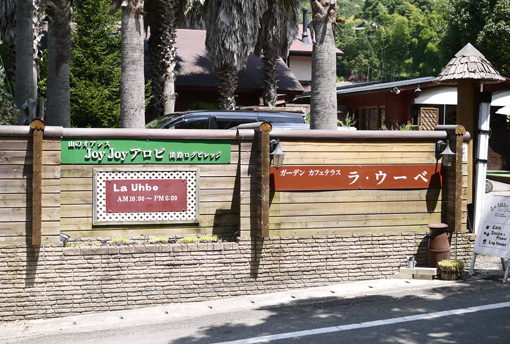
46, 0, 72, 127
110, 0, 146, 128
254, 0, 299, 107
14, 0, 44, 123
145, 0, 185, 117
0, 0, 16, 81
204, 0, 267, 110
309, 0, 340, 130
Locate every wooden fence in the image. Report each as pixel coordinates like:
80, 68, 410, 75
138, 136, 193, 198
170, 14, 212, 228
0, 122, 468, 245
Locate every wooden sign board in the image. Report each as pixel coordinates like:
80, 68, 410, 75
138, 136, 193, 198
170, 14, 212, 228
93, 168, 199, 225
270, 165, 443, 191
62, 139, 231, 164
105, 179, 188, 213
473, 195, 510, 259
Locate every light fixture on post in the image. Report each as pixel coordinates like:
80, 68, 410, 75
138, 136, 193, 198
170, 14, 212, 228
270, 139, 284, 169
436, 140, 455, 167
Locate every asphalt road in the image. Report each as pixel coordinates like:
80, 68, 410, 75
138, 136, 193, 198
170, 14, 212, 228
3, 277, 510, 344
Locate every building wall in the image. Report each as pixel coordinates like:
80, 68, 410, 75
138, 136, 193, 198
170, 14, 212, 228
287, 55, 312, 82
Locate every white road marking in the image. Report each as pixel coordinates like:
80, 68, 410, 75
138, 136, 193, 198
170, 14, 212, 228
210, 301, 510, 344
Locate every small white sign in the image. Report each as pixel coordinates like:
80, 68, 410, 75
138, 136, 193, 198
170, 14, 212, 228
474, 195, 510, 258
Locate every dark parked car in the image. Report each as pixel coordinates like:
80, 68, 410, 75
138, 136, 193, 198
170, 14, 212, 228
146, 110, 305, 130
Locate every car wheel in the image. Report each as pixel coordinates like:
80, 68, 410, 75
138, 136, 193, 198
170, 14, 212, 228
485, 180, 493, 193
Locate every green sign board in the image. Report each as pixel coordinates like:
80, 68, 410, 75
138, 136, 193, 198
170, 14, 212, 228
61, 139, 231, 164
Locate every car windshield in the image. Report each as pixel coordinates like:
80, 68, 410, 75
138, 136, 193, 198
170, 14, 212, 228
214, 115, 258, 129
146, 110, 305, 129
258, 114, 303, 123
170, 117, 209, 129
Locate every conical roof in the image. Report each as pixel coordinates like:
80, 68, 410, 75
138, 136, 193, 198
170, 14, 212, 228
435, 43, 504, 85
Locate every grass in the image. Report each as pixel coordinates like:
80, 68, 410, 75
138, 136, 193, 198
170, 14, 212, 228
182, 235, 219, 244
149, 236, 169, 244
111, 236, 132, 245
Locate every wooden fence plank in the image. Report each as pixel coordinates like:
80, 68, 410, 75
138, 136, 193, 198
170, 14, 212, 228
267, 201, 436, 217
280, 142, 435, 152
0, 179, 29, 193
247, 189, 442, 205
269, 225, 431, 236
0, 194, 59, 207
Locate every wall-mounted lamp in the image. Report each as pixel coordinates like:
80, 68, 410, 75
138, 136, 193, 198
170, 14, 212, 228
270, 139, 285, 169
414, 85, 421, 97
60, 233, 70, 246
392, 87, 400, 94
436, 140, 455, 167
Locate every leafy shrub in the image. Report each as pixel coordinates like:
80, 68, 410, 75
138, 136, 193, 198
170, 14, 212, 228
182, 236, 199, 244
0, 64, 20, 125
198, 235, 218, 242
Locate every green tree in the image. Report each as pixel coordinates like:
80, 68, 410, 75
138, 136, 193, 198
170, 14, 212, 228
254, 0, 299, 107
0, 63, 20, 125
204, 0, 267, 110
475, 0, 510, 73
386, 15, 411, 78
145, 0, 186, 117
0, 0, 16, 82
439, 0, 499, 66
71, 0, 121, 128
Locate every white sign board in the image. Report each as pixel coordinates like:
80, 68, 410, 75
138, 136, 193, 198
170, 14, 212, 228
474, 195, 510, 258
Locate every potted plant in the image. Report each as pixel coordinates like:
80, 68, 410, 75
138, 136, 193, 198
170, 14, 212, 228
437, 259, 465, 280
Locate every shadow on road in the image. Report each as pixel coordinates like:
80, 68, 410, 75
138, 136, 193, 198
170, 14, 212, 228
168, 271, 510, 344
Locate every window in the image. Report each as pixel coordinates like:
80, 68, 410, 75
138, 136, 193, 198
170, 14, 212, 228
357, 107, 382, 130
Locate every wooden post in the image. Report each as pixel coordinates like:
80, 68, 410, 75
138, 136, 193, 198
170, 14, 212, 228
453, 125, 466, 233
457, 79, 480, 205
237, 122, 272, 238
259, 129, 270, 238
30, 118, 45, 246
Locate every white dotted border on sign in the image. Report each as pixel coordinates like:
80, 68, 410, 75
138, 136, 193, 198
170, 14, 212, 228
95, 170, 197, 223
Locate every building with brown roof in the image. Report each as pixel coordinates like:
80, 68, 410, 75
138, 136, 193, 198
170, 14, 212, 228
173, 29, 304, 112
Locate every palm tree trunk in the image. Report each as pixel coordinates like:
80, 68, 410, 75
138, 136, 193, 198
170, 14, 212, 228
46, 0, 71, 127
0, 0, 17, 82
261, 56, 279, 107
158, 0, 180, 115
146, 0, 181, 117
217, 64, 238, 110
310, 0, 337, 130
120, 3, 146, 128
148, 24, 163, 114
14, 0, 40, 118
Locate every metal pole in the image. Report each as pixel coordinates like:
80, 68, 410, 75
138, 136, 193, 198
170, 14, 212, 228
473, 92, 492, 234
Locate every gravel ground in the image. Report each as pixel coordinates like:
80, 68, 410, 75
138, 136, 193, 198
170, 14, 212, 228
466, 254, 508, 280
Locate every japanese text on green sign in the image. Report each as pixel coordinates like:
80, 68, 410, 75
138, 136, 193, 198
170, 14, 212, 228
61, 139, 231, 164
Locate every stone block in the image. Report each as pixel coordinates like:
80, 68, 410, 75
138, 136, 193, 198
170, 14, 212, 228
399, 267, 437, 276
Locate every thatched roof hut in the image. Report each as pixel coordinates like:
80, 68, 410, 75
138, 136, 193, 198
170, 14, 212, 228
435, 43, 504, 85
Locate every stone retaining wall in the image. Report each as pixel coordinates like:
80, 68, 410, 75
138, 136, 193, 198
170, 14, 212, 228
0, 232, 474, 321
